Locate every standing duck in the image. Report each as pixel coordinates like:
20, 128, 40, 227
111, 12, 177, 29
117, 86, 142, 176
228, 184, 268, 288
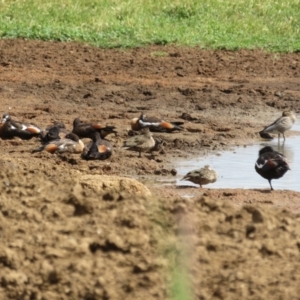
259, 111, 296, 141
0, 113, 41, 140
72, 117, 116, 139
32, 133, 84, 154
81, 132, 113, 160
131, 112, 184, 132
121, 127, 155, 158
255, 146, 290, 190
180, 165, 218, 188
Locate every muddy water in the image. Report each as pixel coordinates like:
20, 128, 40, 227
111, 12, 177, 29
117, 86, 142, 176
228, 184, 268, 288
176, 124, 300, 192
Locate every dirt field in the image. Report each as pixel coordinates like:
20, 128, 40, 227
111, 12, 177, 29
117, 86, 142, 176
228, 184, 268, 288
0, 39, 300, 299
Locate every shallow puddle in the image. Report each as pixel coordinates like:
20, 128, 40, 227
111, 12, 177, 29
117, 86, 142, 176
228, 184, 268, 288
176, 122, 300, 192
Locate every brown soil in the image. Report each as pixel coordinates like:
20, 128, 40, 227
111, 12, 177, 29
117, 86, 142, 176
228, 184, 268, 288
0, 39, 300, 299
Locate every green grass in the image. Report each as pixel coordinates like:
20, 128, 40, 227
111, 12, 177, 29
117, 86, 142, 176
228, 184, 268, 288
170, 264, 193, 300
0, 0, 299, 50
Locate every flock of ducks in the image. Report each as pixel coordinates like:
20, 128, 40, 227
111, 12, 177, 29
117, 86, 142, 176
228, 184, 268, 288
0, 112, 181, 161
0, 110, 296, 191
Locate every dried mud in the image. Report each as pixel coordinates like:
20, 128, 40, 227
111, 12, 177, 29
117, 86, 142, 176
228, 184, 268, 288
0, 39, 300, 299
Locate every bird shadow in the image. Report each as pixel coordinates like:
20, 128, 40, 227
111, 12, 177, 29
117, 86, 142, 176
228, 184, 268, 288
252, 188, 273, 194
176, 185, 199, 189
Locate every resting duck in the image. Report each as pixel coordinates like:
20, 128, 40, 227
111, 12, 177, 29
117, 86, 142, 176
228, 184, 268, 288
81, 132, 112, 160
0, 113, 41, 140
131, 112, 184, 132
121, 127, 155, 158
40, 122, 69, 143
255, 146, 290, 190
259, 111, 296, 141
32, 133, 84, 154
181, 165, 218, 188
72, 117, 116, 139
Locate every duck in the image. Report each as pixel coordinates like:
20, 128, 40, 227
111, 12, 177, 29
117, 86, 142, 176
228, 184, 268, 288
32, 133, 84, 154
255, 146, 290, 190
180, 165, 218, 188
81, 132, 112, 160
259, 111, 296, 141
121, 127, 155, 158
40, 122, 69, 143
72, 117, 117, 139
131, 112, 184, 132
0, 113, 41, 140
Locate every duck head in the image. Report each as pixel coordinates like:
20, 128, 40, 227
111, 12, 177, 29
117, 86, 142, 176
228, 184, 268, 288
73, 118, 81, 128
2, 113, 11, 124
65, 133, 80, 142
258, 146, 274, 156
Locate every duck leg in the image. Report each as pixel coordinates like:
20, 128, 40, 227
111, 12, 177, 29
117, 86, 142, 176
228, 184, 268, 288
268, 180, 274, 191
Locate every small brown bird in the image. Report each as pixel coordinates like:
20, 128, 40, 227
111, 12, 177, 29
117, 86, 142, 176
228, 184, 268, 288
181, 165, 218, 188
259, 111, 296, 141
32, 133, 84, 154
131, 112, 184, 132
81, 132, 113, 160
0, 113, 41, 140
72, 117, 116, 139
121, 127, 155, 158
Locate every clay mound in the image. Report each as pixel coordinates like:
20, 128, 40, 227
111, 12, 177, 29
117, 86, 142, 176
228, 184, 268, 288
79, 174, 152, 197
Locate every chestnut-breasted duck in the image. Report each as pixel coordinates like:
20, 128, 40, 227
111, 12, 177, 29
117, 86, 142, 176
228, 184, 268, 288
32, 133, 84, 154
40, 122, 69, 143
131, 112, 184, 132
81, 132, 112, 160
0, 113, 41, 140
255, 146, 290, 190
72, 117, 116, 139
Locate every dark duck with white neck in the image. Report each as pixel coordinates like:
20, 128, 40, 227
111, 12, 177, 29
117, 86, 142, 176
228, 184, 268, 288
255, 146, 290, 190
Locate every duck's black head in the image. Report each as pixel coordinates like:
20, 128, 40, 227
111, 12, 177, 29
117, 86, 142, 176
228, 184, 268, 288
53, 121, 66, 129
258, 146, 274, 156
2, 113, 11, 124
65, 133, 80, 142
139, 112, 145, 120
73, 118, 81, 128
47, 126, 61, 139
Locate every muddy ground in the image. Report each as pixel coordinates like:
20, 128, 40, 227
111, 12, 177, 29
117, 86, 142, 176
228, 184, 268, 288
0, 39, 300, 299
